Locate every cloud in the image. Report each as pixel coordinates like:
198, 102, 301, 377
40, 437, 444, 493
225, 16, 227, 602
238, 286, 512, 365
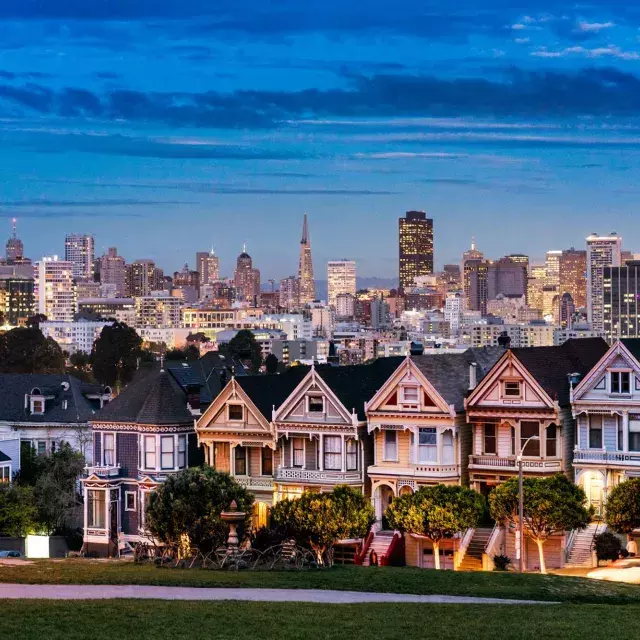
3, 198, 192, 207
576, 21, 615, 33
532, 45, 640, 60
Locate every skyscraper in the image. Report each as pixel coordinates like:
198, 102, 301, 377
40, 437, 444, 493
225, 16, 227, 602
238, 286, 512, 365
527, 264, 546, 312
298, 214, 315, 305
545, 250, 563, 288
0, 273, 34, 325
468, 260, 490, 314
399, 211, 433, 290
279, 275, 299, 311
64, 234, 95, 280
196, 249, 220, 286
34, 256, 75, 321
127, 259, 164, 297
604, 261, 640, 341
559, 248, 587, 309
5, 219, 24, 264
462, 237, 484, 300
587, 232, 622, 332
99, 247, 127, 297
327, 260, 356, 308
234, 246, 261, 303
487, 257, 528, 301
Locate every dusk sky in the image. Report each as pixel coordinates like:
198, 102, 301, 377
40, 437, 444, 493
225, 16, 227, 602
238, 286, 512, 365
2, 1, 640, 279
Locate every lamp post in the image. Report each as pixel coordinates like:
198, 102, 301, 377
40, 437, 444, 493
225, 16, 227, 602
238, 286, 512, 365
518, 434, 540, 574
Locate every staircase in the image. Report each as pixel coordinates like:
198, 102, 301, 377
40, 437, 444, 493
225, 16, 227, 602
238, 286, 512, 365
565, 523, 603, 568
362, 531, 395, 566
458, 527, 493, 571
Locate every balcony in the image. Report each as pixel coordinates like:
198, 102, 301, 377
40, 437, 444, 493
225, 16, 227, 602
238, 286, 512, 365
85, 464, 121, 478
574, 450, 640, 467
275, 467, 362, 485
469, 455, 562, 473
234, 476, 275, 491
368, 464, 460, 480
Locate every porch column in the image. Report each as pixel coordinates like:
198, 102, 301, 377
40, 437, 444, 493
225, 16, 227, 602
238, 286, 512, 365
229, 445, 234, 475
623, 412, 629, 453
319, 435, 324, 471
341, 435, 346, 472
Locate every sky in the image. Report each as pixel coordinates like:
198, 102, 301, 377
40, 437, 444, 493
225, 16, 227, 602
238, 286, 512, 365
3, 1, 640, 279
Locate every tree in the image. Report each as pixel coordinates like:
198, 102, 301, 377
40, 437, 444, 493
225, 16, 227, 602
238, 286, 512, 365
489, 473, 591, 574
222, 330, 263, 372
386, 484, 484, 570
145, 467, 254, 554
605, 478, 640, 534
69, 351, 91, 369
271, 486, 374, 566
26, 313, 47, 329
0, 484, 38, 537
265, 353, 279, 374
0, 327, 65, 374
166, 345, 200, 361
91, 322, 142, 388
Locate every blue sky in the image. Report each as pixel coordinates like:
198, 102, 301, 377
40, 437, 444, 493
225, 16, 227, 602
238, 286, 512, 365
2, 1, 640, 279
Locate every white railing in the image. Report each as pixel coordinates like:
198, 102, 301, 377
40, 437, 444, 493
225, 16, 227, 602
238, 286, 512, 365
455, 528, 475, 570
85, 464, 121, 478
469, 455, 562, 471
275, 468, 362, 483
234, 476, 275, 490
368, 464, 460, 479
574, 450, 640, 465
483, 524, 503, 570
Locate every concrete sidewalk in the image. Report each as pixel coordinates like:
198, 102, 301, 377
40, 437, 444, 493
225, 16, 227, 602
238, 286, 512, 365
0, 584, 557, 604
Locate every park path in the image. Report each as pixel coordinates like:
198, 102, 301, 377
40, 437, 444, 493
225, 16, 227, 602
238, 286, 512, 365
0, 584, 556, 604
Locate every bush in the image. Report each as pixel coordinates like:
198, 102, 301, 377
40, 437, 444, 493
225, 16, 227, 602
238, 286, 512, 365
493, 554, 511, 571
250, 526, 290, 553
594, 531, 623, 562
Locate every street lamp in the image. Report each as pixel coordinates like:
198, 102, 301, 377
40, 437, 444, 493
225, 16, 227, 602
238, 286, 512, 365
517, 434, 540, 574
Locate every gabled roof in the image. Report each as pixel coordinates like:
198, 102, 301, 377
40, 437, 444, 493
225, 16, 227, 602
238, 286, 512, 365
0, 451, 10, 463
510, 338, 609, 406
95, 369, 194, 426
0, 374, 105, 424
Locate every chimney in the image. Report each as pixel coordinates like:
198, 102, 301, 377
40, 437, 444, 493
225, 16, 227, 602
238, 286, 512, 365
469, 362, 478, 390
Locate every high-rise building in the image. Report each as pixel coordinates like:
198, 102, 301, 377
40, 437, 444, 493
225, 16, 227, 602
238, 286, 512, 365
527, 264, 546, 311
603, 261, 640, 341
34, 256, 75, 322
371, 297, 390, 329
196, 249, 220, 286
399, 211, 434, 290
233, 246, 260, 303
587, 232, 622, 332
559, 248, 587, 309
560, 293, 576, 329
335, 292, 355, 318
487, 257, 528, 301
298, 214, 315, 305
545, 250, 563, 288
127, 259, 164, 297
64, 234, 95, 280
279, 276, 299, 311
467, 260, 489, 314
462, 237, 484, 300
135, 293, 182, 328
0, 273, 34, 325
99, 247, 127, 297
5, 219, 24, 264
327, 260, 356, 308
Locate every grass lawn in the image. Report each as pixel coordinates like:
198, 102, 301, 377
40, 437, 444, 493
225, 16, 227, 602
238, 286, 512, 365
2, 600, 640, 640
2, 561, 640, 604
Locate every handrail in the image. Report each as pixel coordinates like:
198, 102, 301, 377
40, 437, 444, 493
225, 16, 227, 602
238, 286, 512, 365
354, 530, 375, 566
482, 524, 502, 570
380, 531, 404, 567
455, 527, 475, 569
565, 529, 577, 563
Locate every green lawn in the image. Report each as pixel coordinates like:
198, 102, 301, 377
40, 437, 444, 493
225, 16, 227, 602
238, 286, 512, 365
2, 601, 640, 640
2, 561, 640, 604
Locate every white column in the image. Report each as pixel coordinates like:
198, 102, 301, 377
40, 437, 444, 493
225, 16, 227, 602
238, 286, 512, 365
229, 445, 234, 475
319, 435, 324, 471
437, 428, 443, 465
623, 412, 629, 453
302, 439, 306, 470
341, 435, 346, 472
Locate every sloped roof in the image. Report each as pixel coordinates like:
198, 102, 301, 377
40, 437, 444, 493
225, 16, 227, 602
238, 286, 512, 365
0, 451, 10, 463
621, 339, 640, 365
511, 337, 609, 405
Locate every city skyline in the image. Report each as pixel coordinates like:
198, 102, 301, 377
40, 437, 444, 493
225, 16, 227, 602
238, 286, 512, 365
2, 2, 640, 277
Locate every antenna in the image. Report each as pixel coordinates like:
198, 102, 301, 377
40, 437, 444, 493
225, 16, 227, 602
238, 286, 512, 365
12, 218, 16, 238
243, 242, 246, 254
471, 236, 476, 250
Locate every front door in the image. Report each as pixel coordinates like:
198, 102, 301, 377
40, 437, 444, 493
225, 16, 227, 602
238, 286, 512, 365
589, 477, 603, 517
109, 489, 119, 557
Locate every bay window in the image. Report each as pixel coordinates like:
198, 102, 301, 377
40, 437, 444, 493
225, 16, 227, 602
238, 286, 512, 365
234, 446, 247, 475
87, 490, 106, 529
383, 430, 398, 461
589, 415, 603, 449
324, 436, 342, 470
103, 433, 115, 466
630, 420, 640, 452
177, 435, 187, 468
346, 439, 358, 470
261, 447, 273, 476
483, 424, 497, 455
442, 431, 454, 464
418, 428, 437, 463
520, 422, 540, 456
161, 436, 174, 470
144, 436, 156, 469
292, 439, 304, 468
546, 424, 557, 457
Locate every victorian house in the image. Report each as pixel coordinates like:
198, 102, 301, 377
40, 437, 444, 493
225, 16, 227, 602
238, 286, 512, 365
82, 369, 201, 557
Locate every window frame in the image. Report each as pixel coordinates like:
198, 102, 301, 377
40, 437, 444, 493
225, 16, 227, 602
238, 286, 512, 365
307, 395, 325, 414
483, 423, 497, 455
418, 427, 438, 463
228, 404, 244, 421
520, 421, 541, 457
383, 429, 398, 462
31, 397, 45, 414
160, 435, 175, 470
261, 447, 273, 476
103, 433, 115, 466
124, 491, 136, 512
177, 435, 187, 468
611, 371, 631, 395
503, 381, 522, 398
292, 438, 305, 468
323, 435, 342, 471
87, 489, 106, 529
546, 424, 557, 458
234, 446, 247, 476
588, 415, 603, 450
143, 435, 157, 470
402, 386, 420, 404
346, 439, 358, 471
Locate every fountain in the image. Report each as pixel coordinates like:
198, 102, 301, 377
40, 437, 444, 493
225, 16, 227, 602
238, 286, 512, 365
220, 500, 246, 556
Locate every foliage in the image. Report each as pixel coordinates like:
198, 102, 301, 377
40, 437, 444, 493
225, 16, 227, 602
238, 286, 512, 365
594, 531, 624, 563
605, 479, 640, 535
0, 327, 65, 374
90, 321, 142, 388
221, 330, 263, 372
26, 313, 47, 329
69, 351, 91, 369
249, 526, 290, 553
145, 467, 254, 554
386, 484, 484, 569
0, 484, 38, 537
265, 353, 279, 374
271, 486, 374, 566
489, 473, 591, 574
493, 554, 512, 571
165, 345, 200, 361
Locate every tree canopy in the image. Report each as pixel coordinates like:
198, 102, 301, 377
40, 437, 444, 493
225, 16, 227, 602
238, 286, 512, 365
222, 329, 263, 372
145, 467, 254, 555
271, 486, 374, 566
489, 473, 591, 574
90, 322, 142, 388
264, 353, 279, 374
0, 484, 38, 537
605, 478, 640, 535
0, 327, 65, 374
386, 484, 484, 569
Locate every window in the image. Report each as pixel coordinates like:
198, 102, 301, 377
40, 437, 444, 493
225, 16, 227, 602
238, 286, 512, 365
37, 441, 46, 456
125, 491, 136, 512
402, 386, 419, 403
346, 439, 358, 470
87, 490, 105, 529
234, 446, 247, 475
442, 431, 454, 465
510, 427, 516, 456
418, 428, 437, 463
308, 396, 324, 413
589, 415, 603, 449
292, 439, 304, 468
228, 404, 244, 421
384, 430, 398, 461
618, 417, 624, 452
31, 398, 44, 414
261, 447, 273, 476
177, 435, 187, 468
504, 381, 521, 397
324, 436, 342, 470
144, 436, 156, 469
546, 424, 557, 457
103, 433, 115, 466
0, 466, 10, 483
630, 420, 640, 452
520, 422, 540, 456
161, 436, 174, 469
611, 372, 631, 394
483, 424, 497, 455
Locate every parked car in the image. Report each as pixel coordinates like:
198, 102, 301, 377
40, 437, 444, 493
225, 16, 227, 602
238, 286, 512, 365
0, 550, 22, 558
587, 558, 640, 583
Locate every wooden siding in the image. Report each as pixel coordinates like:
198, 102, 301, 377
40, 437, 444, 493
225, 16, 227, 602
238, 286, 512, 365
213, 442, 230, 473
375, 430, 412, 465
504, 529, 565, 571
456, 415, 472, 486
305, 438, 318, 470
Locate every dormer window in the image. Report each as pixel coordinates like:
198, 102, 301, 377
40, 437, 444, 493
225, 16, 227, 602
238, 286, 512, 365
31, 398, 45, 414
611, 371, 631, 395
308, 396, 324, 413
228, 404, 244, 421
402, 386, 419, 403
504, 381, 521, 398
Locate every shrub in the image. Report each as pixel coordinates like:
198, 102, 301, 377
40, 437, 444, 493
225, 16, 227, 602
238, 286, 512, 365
493, 554, 511, 571
594, 531, 623, 562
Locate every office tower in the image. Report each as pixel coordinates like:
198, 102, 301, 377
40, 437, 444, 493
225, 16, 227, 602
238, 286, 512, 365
34, 256, 75, 321
279, 276, 299, 311
604, 261, 640, 341
5, 219, 24, 264
507, 254, 529, 270
468, 260, 490, 314
99, 247, 126, 297
327, 260, 356, 308
587, 232, 622, 332
560, 293, 575, 329
127, 259, 164, 297
196, 249, 220, 286
370, 297, 389, 329
64, 234, 95, 280
135, 293, 182, 328
545, 250, 562, 288
298, 214, 315, 305
0, 273, 34, 325
487, 257, 528, 301
335, 292, 355, 318
233, 246, 260, 302
462, 237, 484, 299
399, 210, 434, 289
527, 264, 546, 311
559, 248, 587, 309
